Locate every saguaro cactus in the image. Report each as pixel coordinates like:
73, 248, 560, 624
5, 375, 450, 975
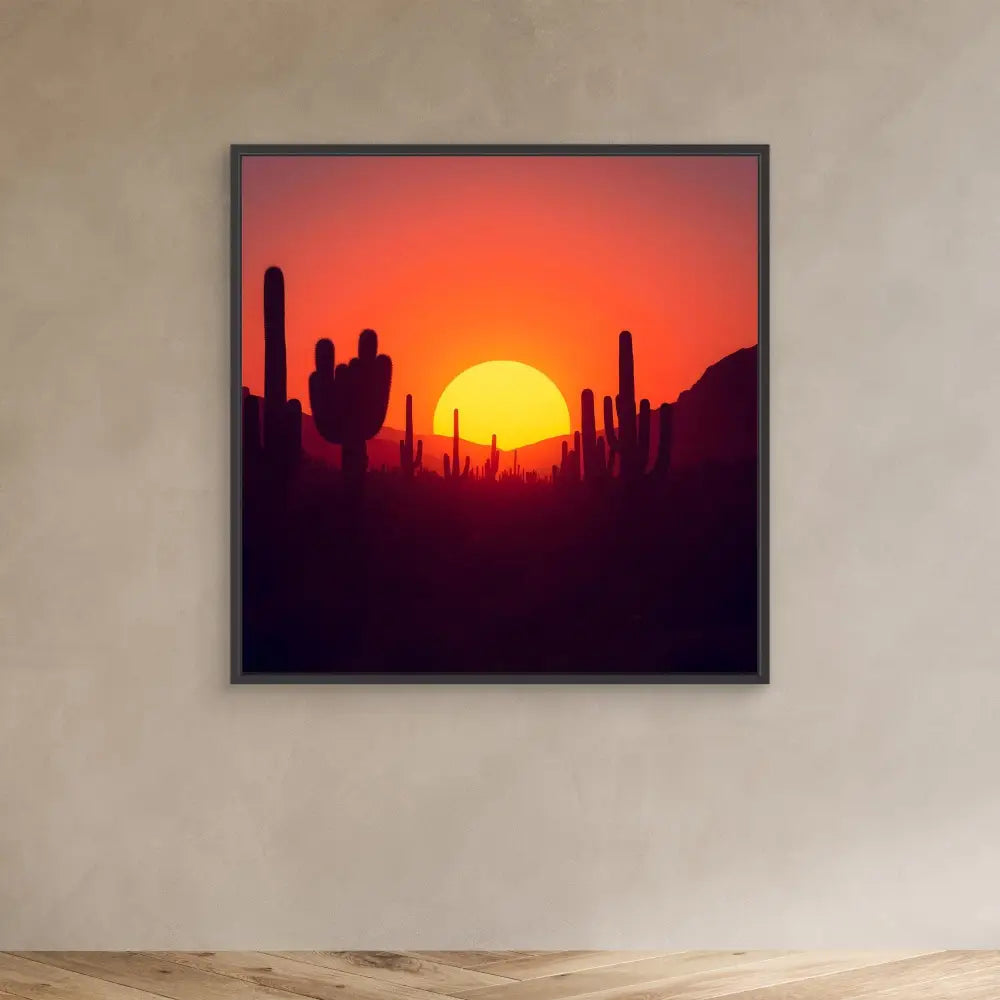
594, 434, 607, 475
309, 320, 393, 482
637, 398, 651, 471
443, 408, 470, 479
603, 330, 651, 480
399, 393, 423, 478
580, 389, 609, 481
483, 434, 500, 481
581, 389, 597, 480
244, 267, 302, 475
553, 433, 581, 484
263, 267, 287, 448
651, 402, 673, 479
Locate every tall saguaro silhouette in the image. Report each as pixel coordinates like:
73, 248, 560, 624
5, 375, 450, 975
399, 393, 423, 477
604, 330, 651, 480
484, 434, 500, 481
243, 267, 301, 476
443, 408, 470, 479
580, 388, 608, 481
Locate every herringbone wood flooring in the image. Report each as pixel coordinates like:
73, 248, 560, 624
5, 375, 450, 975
1, 951, 998, 999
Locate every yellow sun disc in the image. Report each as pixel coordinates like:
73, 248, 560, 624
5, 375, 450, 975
433, 361, 571, 450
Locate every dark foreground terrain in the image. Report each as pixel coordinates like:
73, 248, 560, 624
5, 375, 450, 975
241, 459, 759, 677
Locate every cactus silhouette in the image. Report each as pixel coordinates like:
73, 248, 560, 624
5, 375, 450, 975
637, 398, 651, 472
603, 330, 651, 480
580, 388, 610, 481
602, 394, 617, 466
483, 434, 500, 482
651, 402, 673, 479
443, 408, 470, 479
553, 433, 581, 484
498, 449, 521, 483
443, 453, 471, 479
399, 393, 423, 478
244, 268, 302, 475
594, 434, 607, 475
309, 315, 393, 481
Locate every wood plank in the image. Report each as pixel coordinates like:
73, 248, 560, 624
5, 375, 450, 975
12, 953, 998, 1000
271, 952, 516, 992
0, 954, 164, 1000
906, 964, 1000, 1000
410, 955, 544, 972
452, 952, 791, 1000
545, 952, 933, 1000
16, 951, 310, 1000
470, 954, 669, 981
161, 951, 456, 1000
706, 952, 1000, 1000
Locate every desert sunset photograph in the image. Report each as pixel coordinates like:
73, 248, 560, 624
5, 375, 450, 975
238, 149, 764, 678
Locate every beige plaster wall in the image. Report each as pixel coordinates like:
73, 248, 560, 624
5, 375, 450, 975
2, 0, 999, 948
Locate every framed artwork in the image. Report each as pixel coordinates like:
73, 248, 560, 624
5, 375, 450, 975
232, 144, 768, 683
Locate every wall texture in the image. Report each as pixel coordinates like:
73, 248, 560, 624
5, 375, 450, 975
2, 0, 999, 948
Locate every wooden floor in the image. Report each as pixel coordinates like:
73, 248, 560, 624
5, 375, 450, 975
1, 951, 998, 999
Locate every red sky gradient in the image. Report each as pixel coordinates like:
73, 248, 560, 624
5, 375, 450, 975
241, 154, 758, 437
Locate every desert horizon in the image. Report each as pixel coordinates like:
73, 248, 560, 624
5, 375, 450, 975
267, 338, 758, 479
238, 150, 762, 678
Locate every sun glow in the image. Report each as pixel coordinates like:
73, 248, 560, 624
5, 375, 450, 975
433, 361, 571, 450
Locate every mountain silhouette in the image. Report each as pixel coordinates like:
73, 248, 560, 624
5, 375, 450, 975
667, 344, 757, 467
301, 420, 502, 474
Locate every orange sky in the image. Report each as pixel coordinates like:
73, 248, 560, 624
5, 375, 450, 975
241, 154, 758, 437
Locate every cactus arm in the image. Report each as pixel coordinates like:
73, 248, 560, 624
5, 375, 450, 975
309, 338, 342, 443
358, 327, 378, 361
603, 394, 618, 454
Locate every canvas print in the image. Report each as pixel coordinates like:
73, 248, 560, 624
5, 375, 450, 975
234, 146, 767, 681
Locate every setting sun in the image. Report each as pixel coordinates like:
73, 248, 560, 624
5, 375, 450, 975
433, 361, 571, 450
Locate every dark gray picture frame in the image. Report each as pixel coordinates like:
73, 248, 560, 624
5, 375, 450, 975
231, 144, 769, 684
